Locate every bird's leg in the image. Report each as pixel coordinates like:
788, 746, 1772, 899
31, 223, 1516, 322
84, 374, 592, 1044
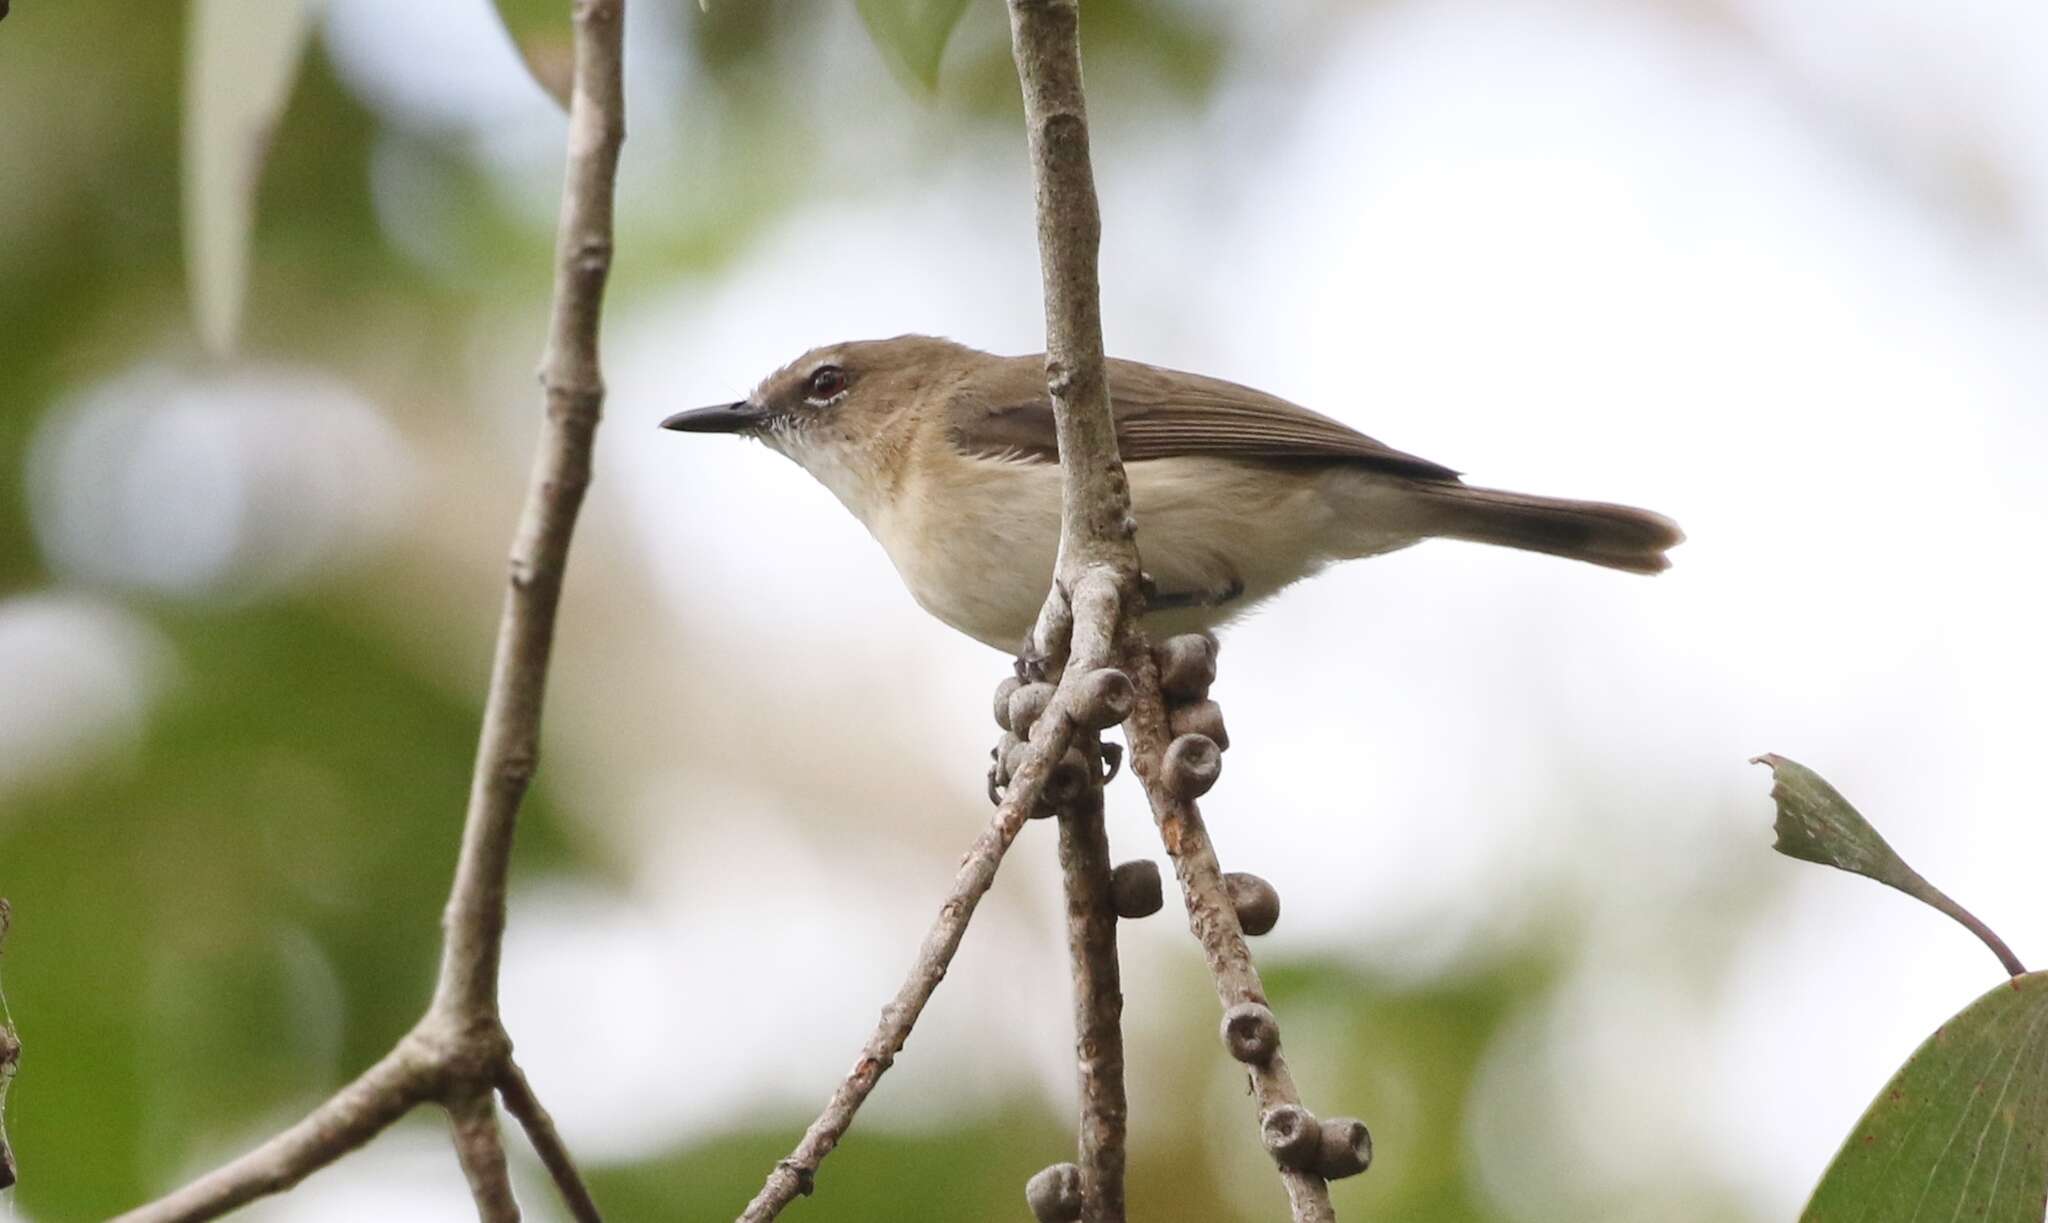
1095, 740, 1122, 784
1142, 574, 1246, 612
1015, 577, 1075, 683
1014, 642, 1055, 684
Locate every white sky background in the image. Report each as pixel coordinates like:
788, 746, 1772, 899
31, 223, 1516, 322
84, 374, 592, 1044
15, 0, 2048, 1218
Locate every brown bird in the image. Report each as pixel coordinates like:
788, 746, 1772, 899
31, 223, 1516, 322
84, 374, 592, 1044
663, 335, 1681, 652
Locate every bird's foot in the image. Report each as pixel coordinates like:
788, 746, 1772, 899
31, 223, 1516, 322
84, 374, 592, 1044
1013, 642, 1055, 684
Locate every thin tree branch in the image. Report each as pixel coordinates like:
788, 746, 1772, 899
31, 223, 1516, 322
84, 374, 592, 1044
0, 898, 18, 1192
1007, 5, 1348, 1214
113, 2, 626, 1219
1122, 643, 1336, 1223
1055, 773, 1128, 1222
432, 0, 625, 1025
737, 691, 1087, 1222
737, 576, 1136, 1223
1006, 0, 1140, 604
499, 1059, 606, 1223
447, 1089, 521, 1223
112, 1044, 434, 1223
1005, 2, 1146, 1218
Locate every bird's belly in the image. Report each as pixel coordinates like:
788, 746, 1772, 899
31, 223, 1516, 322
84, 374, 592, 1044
882, 458, 1065, 651
884, 455, 1360, 652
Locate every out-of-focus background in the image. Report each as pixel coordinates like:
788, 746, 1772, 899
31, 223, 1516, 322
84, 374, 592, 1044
4, 1, 2047, 1219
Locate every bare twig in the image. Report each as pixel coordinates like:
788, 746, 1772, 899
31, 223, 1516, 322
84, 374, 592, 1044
1055, 774, 1128, 1221
1007, 5, 1345, 1211
0, 898, 19, 1191
112, 2, 626, 1219
1123, 643, 1336, 1222
1006, 0, 1141, 604
737, 682, 1091, 1221
499, 1060, 606, 1223
1006, 0, 1147, 1218
447, 1089, 521, 1223
113, 1045, 433, 1222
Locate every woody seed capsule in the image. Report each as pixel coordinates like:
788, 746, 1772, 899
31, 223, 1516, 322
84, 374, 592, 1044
1109, 859, 1163, 919
1168, 698, 1229, 751
1260, 1104, 1320, 1169
1315, 1117, 1373, 1179
1071, 667, 1135, 731
1224, 872, 1281, 936
1221, 1001, 1280, 1064
1025, 1162, 1082, 1222
993, 675, 1023, 731
1156, 633, 1218, 702
1045, 746, 1092, 806
1007, 681, 1057, 737
1162, 733, 1222, 799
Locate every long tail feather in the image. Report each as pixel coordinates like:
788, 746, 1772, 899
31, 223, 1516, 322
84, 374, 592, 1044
1408, 482, 1683, 574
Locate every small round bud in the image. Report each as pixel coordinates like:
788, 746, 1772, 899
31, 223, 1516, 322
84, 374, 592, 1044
1155, 633, 1218, 702
1168, 698, 1229, 751
1025, 1162, 1082, 1222
1071, 667, 1135, 731
1162, 734, 1222, 799
993, 675, 1023, 731
1221, 1001, 1280, 1065
1002, 736, 1032, 784
1007, 682, 1057, 738
1225, 872, 1281, 937
1109, 860, 1163, 919
1260, 1105, 1320, 1169
1314, 1117, 1372, 1180
1045, 746, 1092, 806
991, 729, 1024, 778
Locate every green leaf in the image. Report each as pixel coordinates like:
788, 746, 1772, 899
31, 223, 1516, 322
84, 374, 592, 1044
181, 0, 319, 356
488, 0, 574, 110
855, 0, 969, 93
1803, 972, 2048, 1222
1754, 754, 2026, 977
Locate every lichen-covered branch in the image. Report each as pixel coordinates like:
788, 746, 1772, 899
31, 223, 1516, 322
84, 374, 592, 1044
111, 2, 627, 1219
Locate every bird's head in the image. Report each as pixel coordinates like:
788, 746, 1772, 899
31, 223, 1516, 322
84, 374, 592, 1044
661, 334, 975, 521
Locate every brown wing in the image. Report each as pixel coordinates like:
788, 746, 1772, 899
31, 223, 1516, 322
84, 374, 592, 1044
947, 354, 1459, 481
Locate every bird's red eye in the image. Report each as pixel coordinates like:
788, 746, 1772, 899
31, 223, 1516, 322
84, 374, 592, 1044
807, 366, 847, 399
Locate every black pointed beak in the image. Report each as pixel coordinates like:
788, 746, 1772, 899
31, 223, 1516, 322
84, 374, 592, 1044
660, 401, 768, 434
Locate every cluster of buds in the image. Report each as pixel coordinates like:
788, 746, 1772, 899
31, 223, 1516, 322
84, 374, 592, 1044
1151, 634, 1282, 939
1006, 632, 1370, 1210
1260, 1105, 1373, 1181
987, 665, 1135, 812
1155, 633, 1224, 799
